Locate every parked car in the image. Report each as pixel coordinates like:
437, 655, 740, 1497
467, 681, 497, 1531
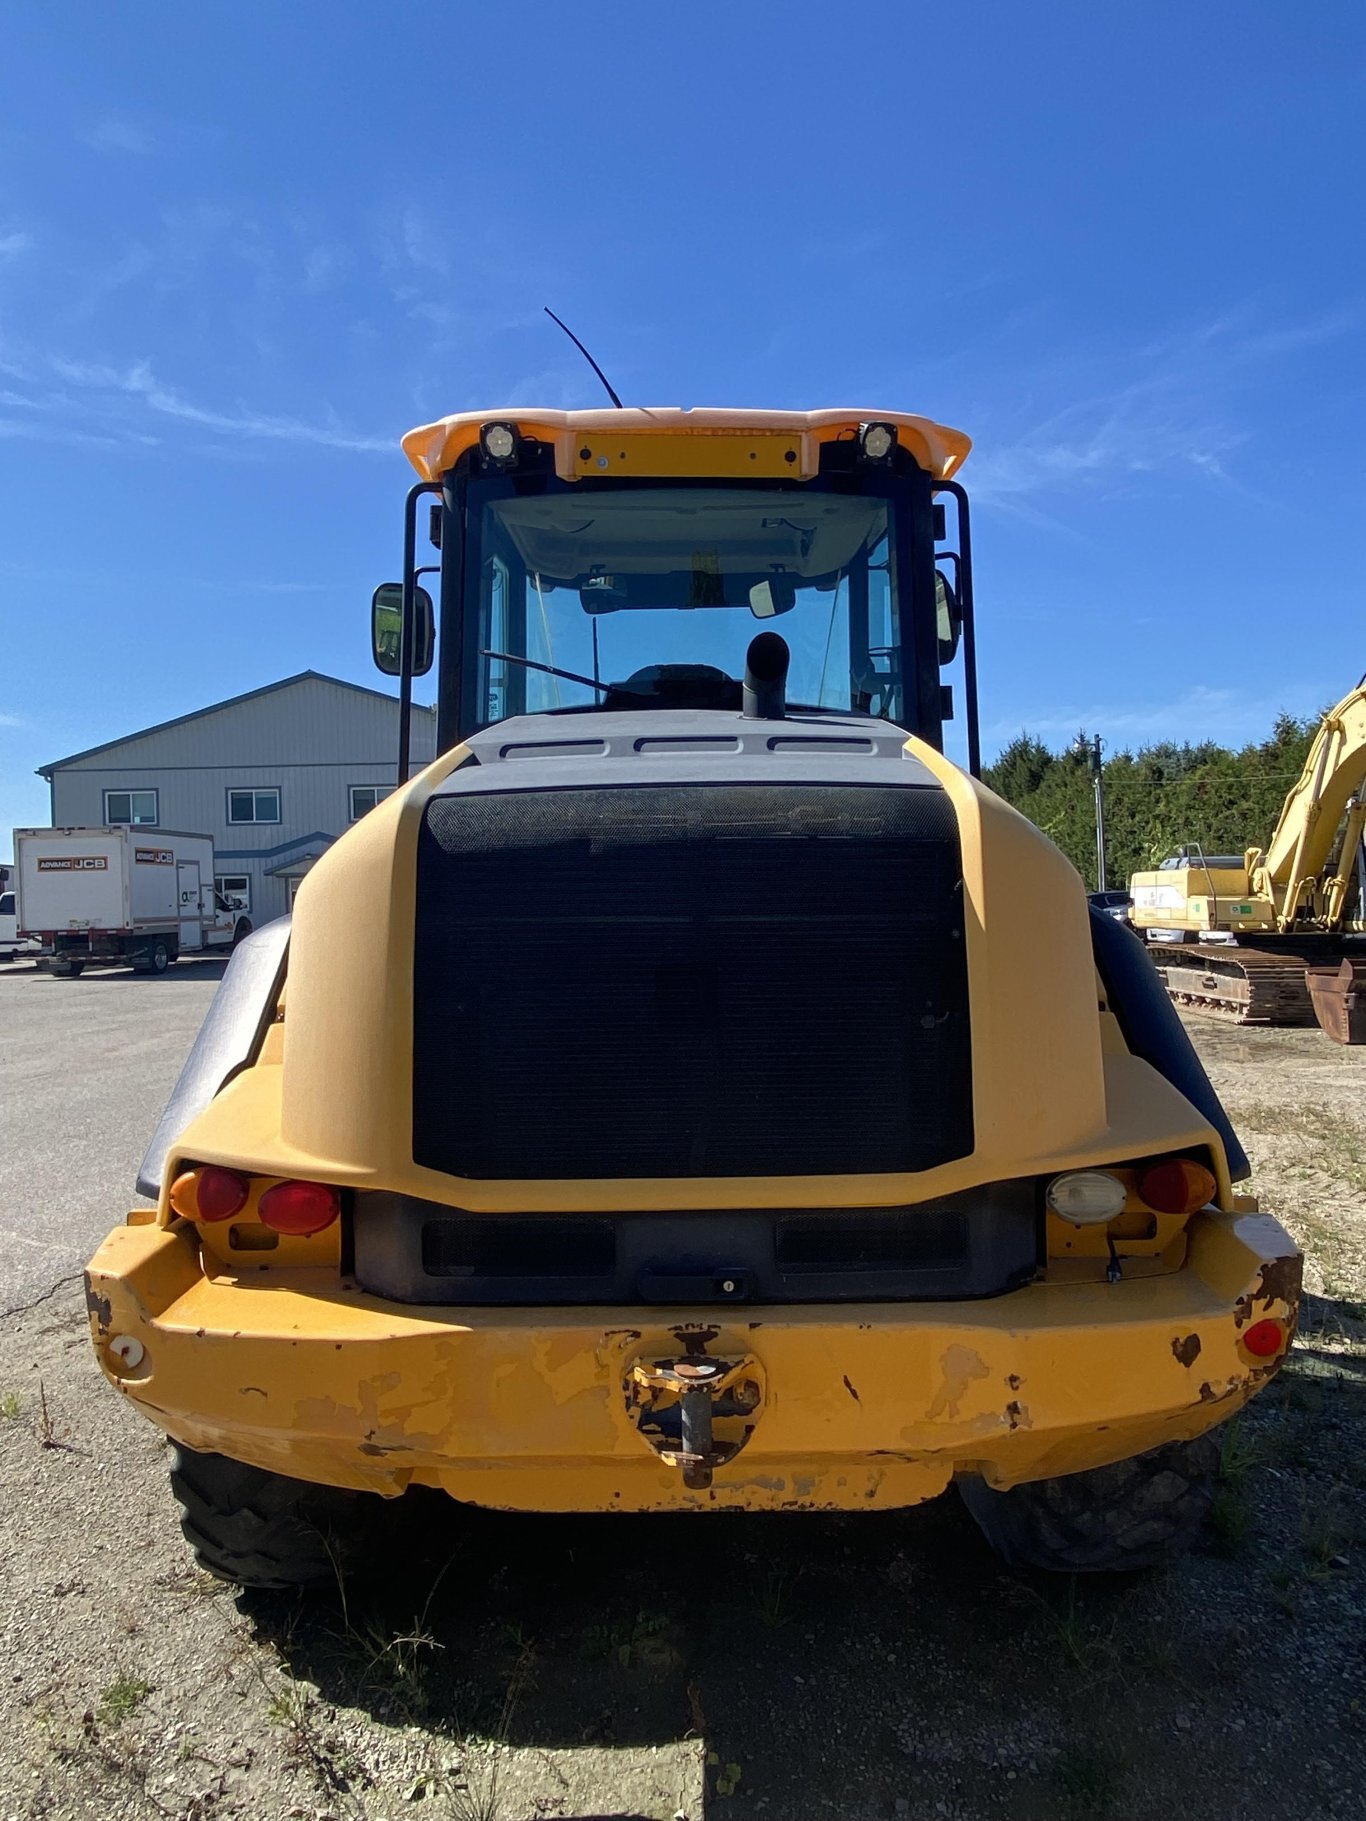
1088, 888, 1134, 926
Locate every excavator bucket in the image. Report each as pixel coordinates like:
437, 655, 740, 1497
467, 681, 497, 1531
1306, 958, 1366, 1045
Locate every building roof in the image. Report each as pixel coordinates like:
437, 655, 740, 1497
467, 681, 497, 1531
38, 670, 436, 777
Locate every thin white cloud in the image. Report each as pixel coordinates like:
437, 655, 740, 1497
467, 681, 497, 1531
83, 116, 154, 156
0, 711, 26, 729
46, 356, 393, 453
0, 415, 160, 451
0, 231, 33, 258
962, 303, 1355, 511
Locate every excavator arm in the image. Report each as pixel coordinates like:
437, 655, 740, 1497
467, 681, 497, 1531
1248, 679, 1366, 931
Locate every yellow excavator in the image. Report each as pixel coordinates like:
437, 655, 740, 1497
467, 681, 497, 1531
1130, 676, 1366, 1040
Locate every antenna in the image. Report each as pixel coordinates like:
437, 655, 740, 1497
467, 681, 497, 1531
544, 307, 623, 408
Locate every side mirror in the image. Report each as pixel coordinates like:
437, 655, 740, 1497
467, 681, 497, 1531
371, 582, 434, 677
749, 575, 797, 619
935, 569, 962, 665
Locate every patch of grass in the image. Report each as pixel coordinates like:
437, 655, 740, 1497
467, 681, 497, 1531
754, 1560, 799, 1627
1206, 1481, 1254, 1557
1235, 1102, 1366, 1192
1028, 1578, 1123, 1680
96, 1672, 152, 1727
580, 1608, 671, 1669
1055, 1744, 1122, 1813
1206, 1416, 1260, 1557
1300, 1492, 1358, 1579
1267, 1562, 1300, 1617
0, 1390, 20, 1420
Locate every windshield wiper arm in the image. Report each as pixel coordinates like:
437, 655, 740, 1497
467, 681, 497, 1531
480, 649, 609, 694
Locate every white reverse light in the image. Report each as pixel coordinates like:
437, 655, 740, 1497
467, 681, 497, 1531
1046, 1170, 1127, 1226
480, 422, 518, 465
859, 421, 897, 463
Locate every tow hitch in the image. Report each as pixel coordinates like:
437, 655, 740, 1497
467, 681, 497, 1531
627, 1352, 764, 1489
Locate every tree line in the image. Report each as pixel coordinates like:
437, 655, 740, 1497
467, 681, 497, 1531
981, 714, 1321, 892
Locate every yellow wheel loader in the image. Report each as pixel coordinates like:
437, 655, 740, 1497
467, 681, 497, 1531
85, 407, 1301, 1586
1130, 676, 1366, 1040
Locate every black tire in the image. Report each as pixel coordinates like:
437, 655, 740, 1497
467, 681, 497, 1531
231, 916, 253, 949
50, 957, 84, 978
957, 1434, 1221, 1573
170, 1445, 384, 1591
149, 939, 170, 974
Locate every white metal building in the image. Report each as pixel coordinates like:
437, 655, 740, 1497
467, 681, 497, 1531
38, 672, 436, 926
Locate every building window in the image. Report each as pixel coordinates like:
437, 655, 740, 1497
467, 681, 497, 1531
227, 787, 281, 825
349, 784, 394, 822
104, 789, 159, 825
214, 874, 252, 916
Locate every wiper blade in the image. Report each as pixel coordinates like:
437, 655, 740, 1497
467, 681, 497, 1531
480, 649, 608, 694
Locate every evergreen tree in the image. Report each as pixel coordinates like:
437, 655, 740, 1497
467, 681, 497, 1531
983, 714, 1320, 890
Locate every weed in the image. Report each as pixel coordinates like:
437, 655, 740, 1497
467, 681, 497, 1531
581, 1608, 671, 1669
0, 1389, 20, 1420
754, 1560, 799, 1627
1055, 1744, 1121, 1812
1300, 1492, 1358, 1579
96, 1672, 152, 1727
1206, 1482, 1254, 1557
1033, 1578, 1122, 1679
1218, 1415, 1264, 1484
1267, 1563, 1300, 1617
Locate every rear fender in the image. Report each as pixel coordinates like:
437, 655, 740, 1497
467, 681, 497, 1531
136, 917, 290, 1199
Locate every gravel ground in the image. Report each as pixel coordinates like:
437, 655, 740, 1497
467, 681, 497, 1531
1, 1002, 1364, 1821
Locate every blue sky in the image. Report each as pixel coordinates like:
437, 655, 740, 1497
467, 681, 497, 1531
2, 2, 1364, 841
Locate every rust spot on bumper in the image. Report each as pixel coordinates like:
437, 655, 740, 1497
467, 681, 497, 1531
83, 1275, 112, 1334
1171, 1333, 1202, 1368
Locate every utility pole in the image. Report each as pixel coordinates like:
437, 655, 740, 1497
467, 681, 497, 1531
1073, 732, 1107, 890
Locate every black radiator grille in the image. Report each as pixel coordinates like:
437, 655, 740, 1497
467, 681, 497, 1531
413, 782, 971, 1179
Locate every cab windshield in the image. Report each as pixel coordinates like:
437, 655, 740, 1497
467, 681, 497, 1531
466, 481, 910, 726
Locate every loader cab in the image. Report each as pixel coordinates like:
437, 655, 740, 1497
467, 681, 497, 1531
373, 411, 979, 779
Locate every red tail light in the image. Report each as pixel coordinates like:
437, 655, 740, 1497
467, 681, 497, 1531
1242, 1318, 1287, 1359
194, 1167, 250, 1222
257, 1179, 340, 1236
1137, 1157, 1217, 1215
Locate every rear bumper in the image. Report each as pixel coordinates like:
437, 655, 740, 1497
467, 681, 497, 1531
86, 1211, 1301, 1512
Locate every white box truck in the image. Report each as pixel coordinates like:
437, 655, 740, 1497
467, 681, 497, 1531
14, 828, 253, 977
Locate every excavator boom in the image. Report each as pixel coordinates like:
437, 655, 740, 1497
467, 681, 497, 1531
1130, 673, 1366, 1041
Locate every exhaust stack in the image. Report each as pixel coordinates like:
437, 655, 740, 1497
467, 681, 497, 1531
743, 632, 790, 720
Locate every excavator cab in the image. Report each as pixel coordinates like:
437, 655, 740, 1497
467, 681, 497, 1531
84, 406, 1301, 1590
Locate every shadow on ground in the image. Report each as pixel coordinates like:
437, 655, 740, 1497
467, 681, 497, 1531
242, 1329, 1366, 1819
28, 957, 230, 985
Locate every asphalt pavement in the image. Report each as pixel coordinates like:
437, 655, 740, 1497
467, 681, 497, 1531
0, 956, 224, 1312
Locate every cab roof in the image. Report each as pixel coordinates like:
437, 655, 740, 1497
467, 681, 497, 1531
401, 406, 972, 485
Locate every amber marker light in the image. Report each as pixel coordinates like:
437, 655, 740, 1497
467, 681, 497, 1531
1137, 1158, 1217, 1215
257, 1180, 340, 1237
170, 1166, 249, 1223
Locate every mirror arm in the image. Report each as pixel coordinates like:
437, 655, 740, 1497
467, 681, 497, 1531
936, 482, 980, 777
399, 482, 442, 785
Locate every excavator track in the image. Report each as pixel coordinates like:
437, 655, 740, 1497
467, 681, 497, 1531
1147, 944, 1317, 1025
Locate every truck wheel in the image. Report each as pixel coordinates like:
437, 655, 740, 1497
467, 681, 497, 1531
170, 1445, 383, 1591
49, 958, 76, 978
149, 939, 170, 974
957, 1434, 1221, 1573
231, 917, 253, 949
